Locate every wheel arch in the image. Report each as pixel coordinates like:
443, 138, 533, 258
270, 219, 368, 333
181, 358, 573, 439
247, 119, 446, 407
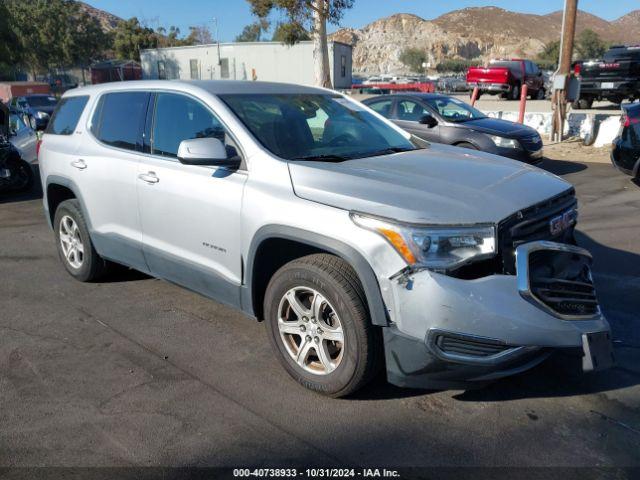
243, 225, 389, 327
45, 176, 91, 230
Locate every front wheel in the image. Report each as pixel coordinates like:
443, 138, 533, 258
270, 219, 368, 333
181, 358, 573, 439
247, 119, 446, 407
264, 254, 381, 397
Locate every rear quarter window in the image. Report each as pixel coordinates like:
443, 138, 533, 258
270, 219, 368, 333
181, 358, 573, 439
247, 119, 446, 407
91, 92, 149, 151
46, 96, 89, 135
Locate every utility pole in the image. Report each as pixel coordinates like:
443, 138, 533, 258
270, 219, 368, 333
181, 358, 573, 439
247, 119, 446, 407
213, 17, 221, 76
551, 0, 579, 142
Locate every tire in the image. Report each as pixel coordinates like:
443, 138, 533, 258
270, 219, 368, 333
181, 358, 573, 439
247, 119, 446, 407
456, 142, 479, 150
535, 88, 546, 100
11, 160, 34, 192
572, 97, 593, 110
264, 254, 381, 397
53, 199, 109, 282
510, 84, 521, 101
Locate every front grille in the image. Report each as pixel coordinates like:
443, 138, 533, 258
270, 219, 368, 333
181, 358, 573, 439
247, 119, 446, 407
434, 333, 509, 358
519, 135, 543, 152
498, 189, 577, 274
528, 250, 599, 317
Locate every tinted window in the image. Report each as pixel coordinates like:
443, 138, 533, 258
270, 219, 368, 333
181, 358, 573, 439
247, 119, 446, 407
152, 93, 234, 158
46, 96, 89, 135
26, 96, 58, 108
368, 99, 393, 118
397, 100, 430, 122
93, 92, 148, 151
423, 97, 486, 123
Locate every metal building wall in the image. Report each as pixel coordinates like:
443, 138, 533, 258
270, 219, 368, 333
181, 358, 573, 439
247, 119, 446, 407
140, 41, 352, 88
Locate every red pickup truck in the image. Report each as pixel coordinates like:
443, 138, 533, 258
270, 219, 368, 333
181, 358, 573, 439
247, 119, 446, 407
466, 59, 545, 100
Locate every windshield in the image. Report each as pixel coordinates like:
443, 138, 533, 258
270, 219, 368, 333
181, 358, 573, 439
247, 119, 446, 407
424, 97, 486, 123
26, 96, 58, 107
219, 93, 418, 161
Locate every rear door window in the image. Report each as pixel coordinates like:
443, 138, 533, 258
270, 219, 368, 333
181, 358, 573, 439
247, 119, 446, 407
46, 96, 89, 135
92, 92, 149, 151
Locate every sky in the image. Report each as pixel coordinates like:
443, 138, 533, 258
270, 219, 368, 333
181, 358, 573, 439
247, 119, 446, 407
85, 0, 640, 42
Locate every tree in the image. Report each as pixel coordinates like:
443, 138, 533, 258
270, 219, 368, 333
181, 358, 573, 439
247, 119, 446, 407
245, 0, 355, 87
68, 12, 111, 83
537, 40, 561, 68
0, 1, 21, 79
435, 59, 475, 74
113, 17, 158, 61
5, 0, 112, 79
235, 23, 264, 42
576, 29, 608, 60
187, 26, 214, 45
399, 48, 427, 73
272, 23, 310, 43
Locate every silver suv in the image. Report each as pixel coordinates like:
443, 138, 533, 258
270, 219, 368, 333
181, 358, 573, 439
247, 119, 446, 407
40, 81, 613, 397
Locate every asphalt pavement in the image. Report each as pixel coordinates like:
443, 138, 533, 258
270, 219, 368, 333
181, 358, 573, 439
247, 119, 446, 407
1, 160, 639, 471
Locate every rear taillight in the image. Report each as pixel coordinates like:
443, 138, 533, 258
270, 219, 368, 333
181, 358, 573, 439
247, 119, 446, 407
623, 115, 640, 127
574, 63, 582, 76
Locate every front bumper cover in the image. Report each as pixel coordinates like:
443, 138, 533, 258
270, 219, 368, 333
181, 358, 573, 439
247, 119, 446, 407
382, 241, 612, 390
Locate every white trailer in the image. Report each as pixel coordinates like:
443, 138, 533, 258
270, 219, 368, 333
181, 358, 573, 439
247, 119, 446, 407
140, 41, 353, 89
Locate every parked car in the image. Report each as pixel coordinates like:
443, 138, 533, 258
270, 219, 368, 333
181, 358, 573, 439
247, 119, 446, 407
10, 94, 59, 130
611, 103, 640, 177
467, 59, 546, 100
363, 93, 544, 164
0, 102, 34, 193
574, 45, 640, 109
436, 76, 469, 93
39, 80, 612, 397
8, 110, 38, 165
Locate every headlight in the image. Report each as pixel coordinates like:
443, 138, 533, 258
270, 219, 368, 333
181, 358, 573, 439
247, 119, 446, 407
351, 213, 496, 271
490, 135, 520, 149
35, 111, 50, 120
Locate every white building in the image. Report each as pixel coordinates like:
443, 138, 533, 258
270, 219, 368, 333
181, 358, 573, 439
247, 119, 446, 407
140, 41, 353, 89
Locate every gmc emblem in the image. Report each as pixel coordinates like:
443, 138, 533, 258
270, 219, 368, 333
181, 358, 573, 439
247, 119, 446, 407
550, 210, 577, 236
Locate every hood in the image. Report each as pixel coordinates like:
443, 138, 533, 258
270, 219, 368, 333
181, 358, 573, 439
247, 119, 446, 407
288, 144, 571, 225
460, 117, 538, 138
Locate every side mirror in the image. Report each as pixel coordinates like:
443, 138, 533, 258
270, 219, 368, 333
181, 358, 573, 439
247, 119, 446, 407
177, 137, 239, 167
419, 114, 438, 128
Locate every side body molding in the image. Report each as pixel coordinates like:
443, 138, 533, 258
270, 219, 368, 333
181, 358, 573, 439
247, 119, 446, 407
243, 225, 389, 326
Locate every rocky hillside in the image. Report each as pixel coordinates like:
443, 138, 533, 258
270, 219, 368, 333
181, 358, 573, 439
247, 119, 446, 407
330, 7, 640, 74
78, 1, 121, 32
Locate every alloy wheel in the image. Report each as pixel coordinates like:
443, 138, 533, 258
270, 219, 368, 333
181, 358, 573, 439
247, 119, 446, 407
59, 215, 84, 269
277, 286, 345, 375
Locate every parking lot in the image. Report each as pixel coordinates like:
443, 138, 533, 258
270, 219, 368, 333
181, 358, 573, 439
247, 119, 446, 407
1, 157, 639, 469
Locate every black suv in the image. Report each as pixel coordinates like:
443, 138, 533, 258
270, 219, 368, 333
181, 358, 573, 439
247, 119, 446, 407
574, 45, 640, 109
612, 103, 640, 177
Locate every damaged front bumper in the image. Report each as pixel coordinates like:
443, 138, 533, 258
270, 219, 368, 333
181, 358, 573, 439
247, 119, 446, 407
382, 241, 614, 390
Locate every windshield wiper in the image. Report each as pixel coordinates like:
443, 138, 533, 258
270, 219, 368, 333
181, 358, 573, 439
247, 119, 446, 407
292, 154, 352, 162
352, 146, 421, 158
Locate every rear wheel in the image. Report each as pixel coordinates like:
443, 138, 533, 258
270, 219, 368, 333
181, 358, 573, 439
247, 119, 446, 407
535, 88, 546, 100
264, 254, 381, 397
10, 160, 34, 192
54, 199, 109, 282
572, 97, 594, 110
510, 84, 521, 100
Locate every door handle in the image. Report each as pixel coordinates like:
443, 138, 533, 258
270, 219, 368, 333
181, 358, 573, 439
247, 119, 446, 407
138, 172, 159, 184
71, 159, 87, 170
